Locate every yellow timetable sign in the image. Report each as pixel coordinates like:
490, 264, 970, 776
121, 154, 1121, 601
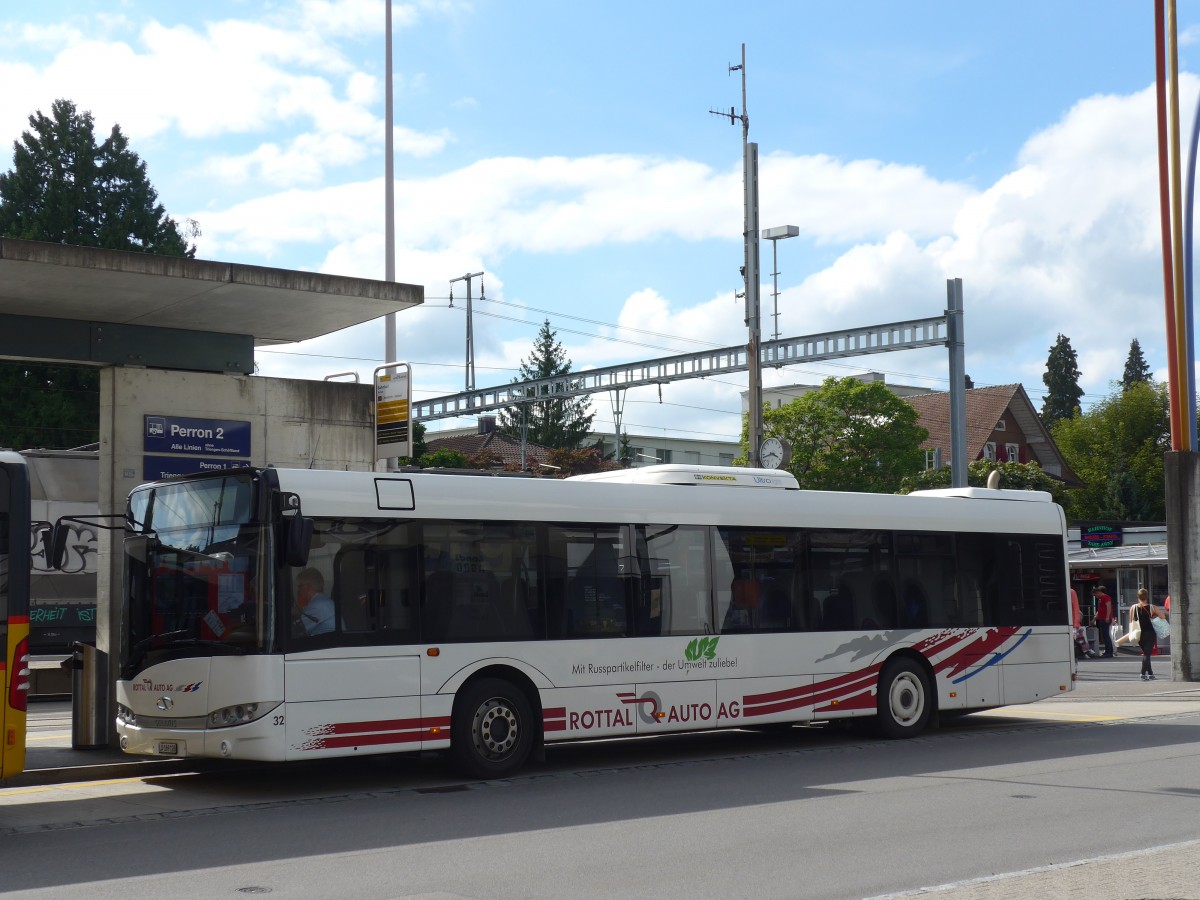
374, 364, 412, 459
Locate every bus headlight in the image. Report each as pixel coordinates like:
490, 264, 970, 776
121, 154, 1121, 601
117, 704, 136, 726
207, 702, 272, 729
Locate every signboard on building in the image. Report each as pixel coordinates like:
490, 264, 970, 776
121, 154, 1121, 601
143, 415, 252, 482
374, 363, 413, 461
144, 416, 251, 457
1081, 524, 1123, 549
142, 455, 251, 481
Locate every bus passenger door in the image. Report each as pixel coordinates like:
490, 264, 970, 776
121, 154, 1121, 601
635, 678, 717, 734
284, 650, 423, 760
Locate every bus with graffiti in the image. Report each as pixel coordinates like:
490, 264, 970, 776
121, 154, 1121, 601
112, 464, 1073, 778
1, 451, 32, 778
25, 449, 99, 654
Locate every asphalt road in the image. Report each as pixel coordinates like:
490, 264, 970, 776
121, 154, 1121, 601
2, 655, 1199, 899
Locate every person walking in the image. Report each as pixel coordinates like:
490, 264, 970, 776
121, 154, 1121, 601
1070, 588, 1095, 658
1092, 584, 1115, 657
1131, 588, 1166, 681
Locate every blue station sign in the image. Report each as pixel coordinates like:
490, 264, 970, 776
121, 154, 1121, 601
143, 456, 251, 481
144, 415, 252, 458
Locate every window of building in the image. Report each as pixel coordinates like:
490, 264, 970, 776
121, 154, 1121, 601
1005, 443, 1021, 463
982, 442, 996, 460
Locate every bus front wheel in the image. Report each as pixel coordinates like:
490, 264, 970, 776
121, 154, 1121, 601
875, 657, 932, 739
451, 678, 535, 779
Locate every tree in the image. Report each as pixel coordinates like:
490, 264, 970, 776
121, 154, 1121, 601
750, 376, 927, 493
1051, 380, 1170, 521
1041, 333, 1084, 427
545, 446, 622, 477
0, 99, 195, 255
0, 99, 196, 450
900, 459, 1070, 507
499, 320, 594, 449
419, 447, 468, 469
0, 363, 100, 449
1122, 338, 1152, 390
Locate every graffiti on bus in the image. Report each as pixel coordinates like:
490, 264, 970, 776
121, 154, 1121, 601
29, 521, 98, 575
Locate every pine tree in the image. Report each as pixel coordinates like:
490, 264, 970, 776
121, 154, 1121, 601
0, 99, 194, 255
1122, 338, 1152, 390
0, 99, 195, 449
1041, 333, 1084, 427
499, 320, 595, 449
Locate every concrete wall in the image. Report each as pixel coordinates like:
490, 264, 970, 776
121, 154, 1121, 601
95, 369, 376, 741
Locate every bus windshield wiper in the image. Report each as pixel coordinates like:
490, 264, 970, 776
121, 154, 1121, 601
127, 630, 246, 673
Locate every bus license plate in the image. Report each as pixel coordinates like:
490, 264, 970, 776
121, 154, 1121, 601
157, 741, 180, 756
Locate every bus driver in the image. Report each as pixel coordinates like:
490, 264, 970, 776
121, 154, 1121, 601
294, 567, 335, 635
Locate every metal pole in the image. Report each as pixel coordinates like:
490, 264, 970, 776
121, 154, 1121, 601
384, 0, 396, 362
771, 238, 780, 341
383, 1, 396, 472
745, 141, 762, 467
465, 277, 474, 391
450, 271, 484, 394
947, 278, 967, 488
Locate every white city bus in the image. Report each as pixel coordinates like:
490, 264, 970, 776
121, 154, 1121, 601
114, 464, 1073, 778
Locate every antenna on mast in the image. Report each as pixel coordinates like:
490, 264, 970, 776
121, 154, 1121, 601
708, 43, 763, 466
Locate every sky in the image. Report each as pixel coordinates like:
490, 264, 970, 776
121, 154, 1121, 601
2, 1, 1198, 448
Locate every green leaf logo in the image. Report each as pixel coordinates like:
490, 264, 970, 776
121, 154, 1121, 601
684, 637, 719, 661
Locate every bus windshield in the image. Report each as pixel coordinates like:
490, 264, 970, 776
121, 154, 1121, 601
124, 475, 271, 674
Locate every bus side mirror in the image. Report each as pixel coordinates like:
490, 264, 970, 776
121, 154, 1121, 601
37, 526, 52, 566
49, 523, 71, 570
285, 516, 314, 568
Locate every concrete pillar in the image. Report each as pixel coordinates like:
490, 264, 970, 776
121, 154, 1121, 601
1164, 451, 1199, 682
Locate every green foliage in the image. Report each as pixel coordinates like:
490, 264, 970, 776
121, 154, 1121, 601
1122, 338, 1152, 391
1051, 381, 1170, 521
1041, 333, 1084, 427
0, 99, 194, 255
545, 446, 621, 477
418, 448, 468, 469
0, 363, 99, 449
395, 422, 428, 467
899, 459, 1070, 506
498, 320, 595, 449
747, 377, 927, 493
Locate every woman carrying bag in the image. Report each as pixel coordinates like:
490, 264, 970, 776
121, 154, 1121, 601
1130, 588, 1168, 681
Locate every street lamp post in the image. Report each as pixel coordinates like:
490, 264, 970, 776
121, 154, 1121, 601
762, 225, 799, 343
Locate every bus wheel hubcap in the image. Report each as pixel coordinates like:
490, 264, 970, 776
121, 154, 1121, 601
475, 700, 518, 757
889, 673, 924, 726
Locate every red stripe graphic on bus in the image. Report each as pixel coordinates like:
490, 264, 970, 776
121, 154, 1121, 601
740, 627, 1023, 720
297, 716, 450, 751
543, 706, 567, 732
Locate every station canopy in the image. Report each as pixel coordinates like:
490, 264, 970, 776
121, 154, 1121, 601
0, 238, 423, 374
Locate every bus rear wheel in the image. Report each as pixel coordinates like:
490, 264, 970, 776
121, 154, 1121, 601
875, 657, 932, 739
451, 678, 535, 779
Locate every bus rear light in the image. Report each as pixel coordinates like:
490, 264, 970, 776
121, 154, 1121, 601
9, 637, 29, 713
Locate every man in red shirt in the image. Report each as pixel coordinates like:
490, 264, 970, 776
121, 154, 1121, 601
1092, 584, 1115, 657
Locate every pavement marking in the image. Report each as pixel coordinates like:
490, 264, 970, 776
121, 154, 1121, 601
866, 836, 1200, 898
977, 709, 1123, 722
0, 776, 148, 797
